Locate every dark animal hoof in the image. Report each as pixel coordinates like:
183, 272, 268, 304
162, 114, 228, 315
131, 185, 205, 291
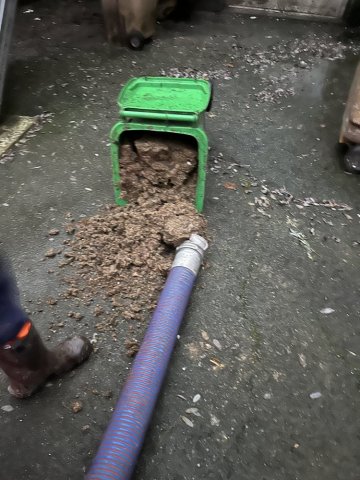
344, 145, 360, 173
128, 32, 145, 50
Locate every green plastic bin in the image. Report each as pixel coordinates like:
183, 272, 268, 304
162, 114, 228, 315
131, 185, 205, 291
110, 76, 212, 212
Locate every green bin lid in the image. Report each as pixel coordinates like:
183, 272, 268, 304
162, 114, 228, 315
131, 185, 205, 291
118, 76, 211, 115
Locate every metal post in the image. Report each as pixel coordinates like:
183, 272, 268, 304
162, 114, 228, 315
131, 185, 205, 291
0, 0, 17, 114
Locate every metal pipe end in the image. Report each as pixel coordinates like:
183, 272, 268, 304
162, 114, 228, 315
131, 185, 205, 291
189, 234, 209, 253
172, 234, 209, 275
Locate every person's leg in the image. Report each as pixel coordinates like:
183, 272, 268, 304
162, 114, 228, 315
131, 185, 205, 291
0, 253, 28, 345
0, 253, 93, 398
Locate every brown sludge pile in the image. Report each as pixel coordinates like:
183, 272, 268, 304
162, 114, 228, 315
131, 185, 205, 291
120, 134, 198, 201
60, 134, 206, 354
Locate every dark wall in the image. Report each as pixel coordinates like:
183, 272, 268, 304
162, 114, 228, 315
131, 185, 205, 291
344, 0, 360, 26
0, 0, 17, 115
194, 0, 226, 12
170, 0, 225, 21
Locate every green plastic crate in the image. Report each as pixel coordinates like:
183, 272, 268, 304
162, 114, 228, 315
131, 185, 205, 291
111, 76, 212, 212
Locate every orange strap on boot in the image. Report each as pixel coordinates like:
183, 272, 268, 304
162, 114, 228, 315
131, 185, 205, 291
1, 321, 32, 350
15, 321, 32, 340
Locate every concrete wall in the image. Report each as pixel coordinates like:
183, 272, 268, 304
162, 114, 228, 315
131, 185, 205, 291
227, 0, 348, 18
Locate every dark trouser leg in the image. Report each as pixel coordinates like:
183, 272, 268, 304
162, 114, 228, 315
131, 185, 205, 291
0, 253, 93, 398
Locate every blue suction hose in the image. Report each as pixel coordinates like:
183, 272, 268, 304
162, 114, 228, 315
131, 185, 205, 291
86, 234, 208, 480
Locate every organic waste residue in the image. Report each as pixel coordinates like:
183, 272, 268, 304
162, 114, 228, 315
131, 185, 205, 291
119, 132, 198, 202
56, 134, 206, 355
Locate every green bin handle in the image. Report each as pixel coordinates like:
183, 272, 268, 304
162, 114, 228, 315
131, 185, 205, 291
120, 110, 198, 123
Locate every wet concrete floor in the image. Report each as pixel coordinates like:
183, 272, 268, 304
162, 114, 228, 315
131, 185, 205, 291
0, 1, 359, 479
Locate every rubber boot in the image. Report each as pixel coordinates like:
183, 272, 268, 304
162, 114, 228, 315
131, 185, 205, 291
0, 322, 93, 398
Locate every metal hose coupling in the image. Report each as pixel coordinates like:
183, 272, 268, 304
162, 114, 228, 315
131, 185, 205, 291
171, 234, 208, 276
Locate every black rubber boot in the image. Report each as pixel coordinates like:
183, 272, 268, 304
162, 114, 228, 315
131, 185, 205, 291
344, 144, 360, 173
0, 323, 93, 398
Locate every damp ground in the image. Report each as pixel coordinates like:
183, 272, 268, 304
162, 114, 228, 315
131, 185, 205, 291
0, 2, 360, 479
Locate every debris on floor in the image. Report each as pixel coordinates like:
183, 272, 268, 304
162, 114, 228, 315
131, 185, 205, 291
161, 32, 360, 105
254, 84, 295, 103
320, 307, 335, 315
298, 353, 307, 368
1, 405, 14, 413
160, 67, 234, 81
185, 407, 201, 417
70, 400, 84, 414
0, 113, 53, 164
210, 414, 220, 426
309, 391, 322, 400
192, 394, 201, 403
45, 248, 62, 258
124, 338, 140, 357
0, 116, 36, 156
53, 134, 207, 346
181, 415, 194, 428
287, 217, 316, 260
60, 194, 206, 323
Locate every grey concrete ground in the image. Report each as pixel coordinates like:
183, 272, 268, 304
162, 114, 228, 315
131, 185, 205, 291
0, 1, 360, 479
